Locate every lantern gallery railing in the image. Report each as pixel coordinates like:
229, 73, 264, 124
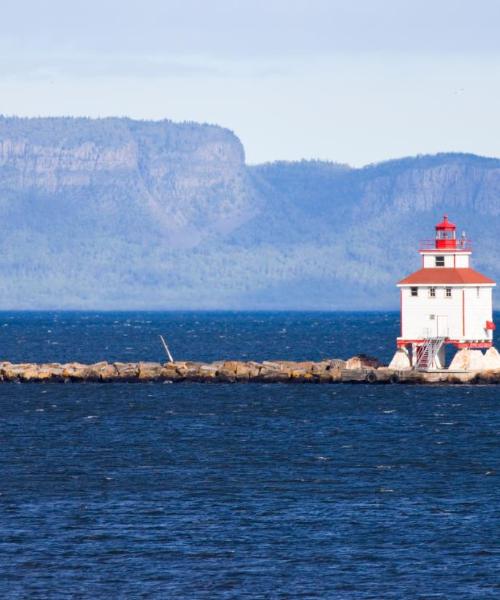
419, 239, 472, 251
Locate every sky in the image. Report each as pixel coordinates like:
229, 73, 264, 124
1, 0, 500, 166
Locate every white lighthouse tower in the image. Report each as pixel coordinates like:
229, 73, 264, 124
391, 215, 497, 370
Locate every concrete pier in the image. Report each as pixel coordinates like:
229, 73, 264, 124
1, 356, 499, 384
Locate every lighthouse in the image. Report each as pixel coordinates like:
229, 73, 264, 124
390, 215, 497, 370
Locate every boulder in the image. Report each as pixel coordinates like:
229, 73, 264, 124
197, 364, 218, 380
38, 364, 63, 381
160, 365, 181, 381
235, 362, 258, 380
1, 363, 32, 381
114, 362, 139, 380
259, 368, 290, 382
345, 354, 382, 370
222, 361, 240, 374
173, 361, 202, 377
18, 364, 42, 382
327, 359, 347, 370
87, 362, 117, 381
138, 362, 163, 380
62, 362, 90, 380
311, 361, 333, 374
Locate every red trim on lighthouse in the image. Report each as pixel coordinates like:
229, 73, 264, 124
436, 215, 456, 230
398, 338, 492, 348
435, 215, 457, 250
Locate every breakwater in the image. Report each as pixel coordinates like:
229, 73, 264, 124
1, 356, 499, 384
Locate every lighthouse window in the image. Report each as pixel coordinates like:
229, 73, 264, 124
435, 256, 445, 267
446, 287, 452, 298
429, 287, 436, 298
411, 287, 418, 297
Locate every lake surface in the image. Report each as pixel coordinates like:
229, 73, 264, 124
0, 312, 498, 598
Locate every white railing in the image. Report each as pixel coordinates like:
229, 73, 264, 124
415, 337, 446, 370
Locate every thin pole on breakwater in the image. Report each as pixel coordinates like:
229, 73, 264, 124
159, 335, 174, 363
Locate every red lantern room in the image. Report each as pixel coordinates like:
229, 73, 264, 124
435, 215, 456, 250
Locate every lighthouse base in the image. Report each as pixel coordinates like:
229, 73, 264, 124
394, 340, 500, 372
449, 346, 500, 371
388, 347, 412, 370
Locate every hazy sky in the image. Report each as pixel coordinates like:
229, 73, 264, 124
2, 0, 500, 166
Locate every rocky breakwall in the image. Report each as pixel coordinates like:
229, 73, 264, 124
1, 355, 500, 384
0, 359, 347, 383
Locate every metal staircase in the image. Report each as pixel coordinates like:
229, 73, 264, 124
415, 337, 446, 370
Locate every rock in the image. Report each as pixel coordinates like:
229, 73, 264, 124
388, 347, 412, 370
345, 354, 382, 370
160, 365, 181, 381
259, 369, 290, 382
311, 361, 333, 374
1, 363, 32, 381
198, 364, 219, 380
173, 362, 203, 377
217, 368, 237, 382
483, 347, 500, 370
38, 364, 63, 381
222, 361, 239, 374
183, 362, 205, 378
290, 368, 310, 380
19, 364, 42, 381
138, 362, 163, 380
235, 363, 257, 380
62, 362, 91, 380
87, 362, 117, 381
327, 359, 347, 370
114, 362, 139, 380
261, 361, 284, 371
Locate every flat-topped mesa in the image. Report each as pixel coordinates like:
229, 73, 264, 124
1, 355, 500, 384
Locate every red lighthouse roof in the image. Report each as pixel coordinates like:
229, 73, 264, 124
435, 215, 456, 230
399, 267, 495, 286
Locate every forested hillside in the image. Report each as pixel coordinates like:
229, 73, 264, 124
0, 116, 499, 309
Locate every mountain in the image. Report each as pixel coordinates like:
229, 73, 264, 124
0, 116, 499, 309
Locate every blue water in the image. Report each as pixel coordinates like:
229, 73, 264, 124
0, 312, 498, 599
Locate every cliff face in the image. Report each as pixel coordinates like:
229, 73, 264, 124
0, 117, 254, 248
1, 116, 500, 309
